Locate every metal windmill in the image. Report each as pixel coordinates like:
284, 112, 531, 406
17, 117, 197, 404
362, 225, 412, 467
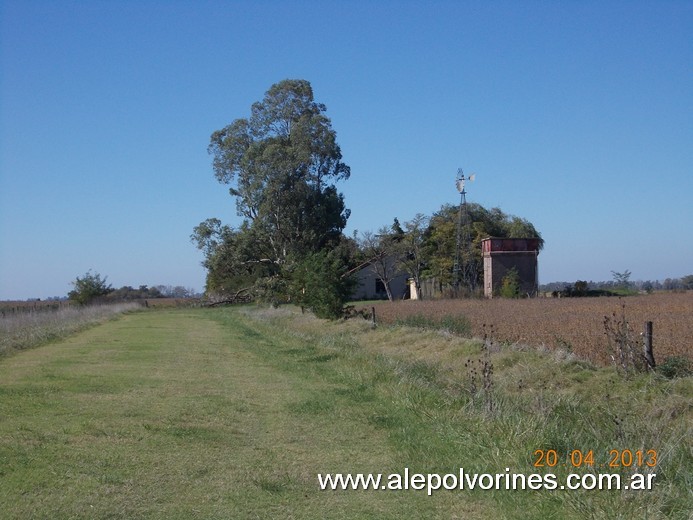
452, 168, 477, 292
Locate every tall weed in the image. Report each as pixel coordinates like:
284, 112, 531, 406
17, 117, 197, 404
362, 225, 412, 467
394, 313, 471, 336
0, 302, 141, 356
244, 306, 692, 519
603, 300, 648, 375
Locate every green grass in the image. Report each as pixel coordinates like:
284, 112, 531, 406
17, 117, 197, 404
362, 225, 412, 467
0, 306, 690, 519
235, 306, 692, 519
393, 312, 472, 336
0, 309, 486, 518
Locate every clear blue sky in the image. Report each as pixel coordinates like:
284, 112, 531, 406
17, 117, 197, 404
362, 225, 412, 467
1, 0, 691, 300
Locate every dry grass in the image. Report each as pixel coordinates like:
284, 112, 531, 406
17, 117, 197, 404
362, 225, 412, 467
141, 297, 201, 308
245, 305, 693, 518
0, 302, 142, 356
0, 298, 198, 314
363, 292, 692, 366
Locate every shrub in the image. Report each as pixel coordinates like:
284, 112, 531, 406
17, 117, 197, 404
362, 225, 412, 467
499, 267, 521, 298
395, 313, 471, 336
603, 300, 648, 375
290, 251, 355, 320
68, 270, 114, 305
657, 356, 693, 379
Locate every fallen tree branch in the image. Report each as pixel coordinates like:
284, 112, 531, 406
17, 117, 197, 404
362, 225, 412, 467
205, 288, 253, 306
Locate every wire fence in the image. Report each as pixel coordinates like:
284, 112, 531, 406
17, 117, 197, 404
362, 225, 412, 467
365, 293, 692, 366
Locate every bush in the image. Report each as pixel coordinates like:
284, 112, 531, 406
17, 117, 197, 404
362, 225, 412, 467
68, 270, 113, 305
603, 301, 648, 375
657, 356, 693, 379
290, 251, 355, 320
395, 313, 471, 336
499, 267, 520, 298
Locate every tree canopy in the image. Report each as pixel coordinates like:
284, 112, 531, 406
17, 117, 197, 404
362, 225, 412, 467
194, 79, 353, 314
206, 79, 350, 265
424, 203, 543, 289
68, 270, 113, 305
365, 203, 544, 296
193, 80, 545, 308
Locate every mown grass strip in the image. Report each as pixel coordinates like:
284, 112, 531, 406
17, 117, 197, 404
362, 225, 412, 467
0, 308, 489, 519
1, 306, 690, 519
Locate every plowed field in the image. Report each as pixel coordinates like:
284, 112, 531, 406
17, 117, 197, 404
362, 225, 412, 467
364, 292, 692, 366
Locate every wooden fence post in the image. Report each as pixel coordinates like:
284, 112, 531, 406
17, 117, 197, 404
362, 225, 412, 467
371, 306, 376, 327
643, 321, 655, 370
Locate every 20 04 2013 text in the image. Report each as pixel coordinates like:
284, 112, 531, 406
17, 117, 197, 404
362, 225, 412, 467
533, 449, 657, 469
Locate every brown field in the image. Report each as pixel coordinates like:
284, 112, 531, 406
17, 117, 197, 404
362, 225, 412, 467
0, 300, 76, 315
362, 292, 692, 366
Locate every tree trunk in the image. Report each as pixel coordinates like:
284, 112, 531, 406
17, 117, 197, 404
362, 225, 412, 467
384, 281, 393, 302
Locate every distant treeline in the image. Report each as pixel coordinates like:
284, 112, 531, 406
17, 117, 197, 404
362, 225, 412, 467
540, 276, 692, 295
106, 285, 199, 300
4, 285, 200, 305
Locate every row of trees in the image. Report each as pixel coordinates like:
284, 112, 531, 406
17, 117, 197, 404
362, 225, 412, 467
194, 205, 543, 314
542, 274, 693, 296
68, 271, 197, 305
193, 79, 544, 317
357, 205, 543, 301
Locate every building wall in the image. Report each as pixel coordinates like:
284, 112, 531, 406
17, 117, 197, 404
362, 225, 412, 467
483, 251, 538, 297
482, 238, 539, 298
350, 259, 410, 300
416, 276, 450, 299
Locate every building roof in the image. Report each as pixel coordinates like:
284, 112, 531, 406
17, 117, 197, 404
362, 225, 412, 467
481, 237, 541, 253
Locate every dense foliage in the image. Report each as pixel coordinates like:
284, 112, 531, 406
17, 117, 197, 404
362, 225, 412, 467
68, 272, 195, 305
68, 270, 113, 305
193, 80, 546, 310
206, 79, 349, 264
289, 250, 356, 319
541, 275, 693, 295
194, 79, 353, 317
422, 203, 543, 291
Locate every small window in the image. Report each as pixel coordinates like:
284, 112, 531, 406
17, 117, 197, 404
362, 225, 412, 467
375, 279, 386, 294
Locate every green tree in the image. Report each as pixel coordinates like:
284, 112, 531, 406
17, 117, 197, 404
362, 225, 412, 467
573, 280, 589, 296
423, 203, 544, 291
390, 217, 405, 240
289, 250, 355, 319
499, 267, 521, 298
68, 270, 113, 305
207, 79, 350, 265
422, 208, 457, 288
196, 80, 351, 301
396, 214, 429, 300
611, 269, 632, 289
191, 219, 271, 294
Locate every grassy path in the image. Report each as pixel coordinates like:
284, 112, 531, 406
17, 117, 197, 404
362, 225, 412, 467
0, 309, 482, 519
3, 307, 689, 519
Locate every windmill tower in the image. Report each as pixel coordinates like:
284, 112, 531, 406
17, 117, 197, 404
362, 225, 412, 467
453, 169, 477, 293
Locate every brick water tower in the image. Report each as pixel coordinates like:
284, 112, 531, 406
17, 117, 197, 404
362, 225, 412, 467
482, 238, 540, 298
